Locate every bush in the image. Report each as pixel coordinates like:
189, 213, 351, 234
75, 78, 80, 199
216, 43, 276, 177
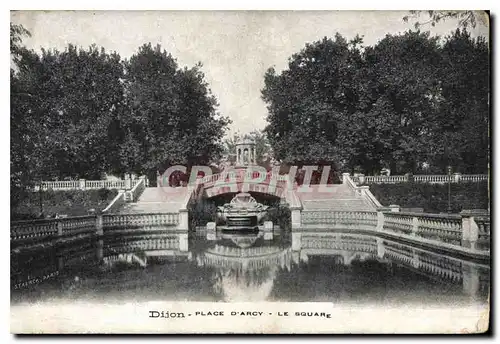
189, 199, 217, 226
370, 181, 489, 213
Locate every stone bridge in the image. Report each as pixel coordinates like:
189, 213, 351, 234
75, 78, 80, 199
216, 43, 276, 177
193, 168, 292, 199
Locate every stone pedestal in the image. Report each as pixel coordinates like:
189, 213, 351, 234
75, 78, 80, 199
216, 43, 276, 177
462, 263, 480, 298
342, 172, 350, 184
460, 211, 480, 250
178, 209, 189, 231
291, 208, 302, 229
96, 215, 103, 236
292, 232, 302, 251
179, 233, 189, 252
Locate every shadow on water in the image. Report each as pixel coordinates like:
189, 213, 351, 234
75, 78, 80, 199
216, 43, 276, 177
11, 225, 490, 306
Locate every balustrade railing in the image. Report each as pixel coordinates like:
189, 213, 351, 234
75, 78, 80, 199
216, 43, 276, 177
474, 214, 491, 250
129, 176, 146, 202
32, 177, 144, 192
382, 213, 415, 235
11, 219, 59, 243
102, 213, 180, 229
460, 174, 489, 182
200, 171, 289, 186
58, 215, 97, 237
353, 173, 487, 185
383, 212, 465, 246
302, 210, 378, 227
414, 214, 462, 245
12, 211, 183, 248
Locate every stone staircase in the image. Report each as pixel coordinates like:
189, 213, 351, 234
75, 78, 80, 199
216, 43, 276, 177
118, 187, 190, 214
298, 184, 375, 212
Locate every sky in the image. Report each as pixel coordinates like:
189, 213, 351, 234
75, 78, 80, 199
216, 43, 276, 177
11, 10, 489, 137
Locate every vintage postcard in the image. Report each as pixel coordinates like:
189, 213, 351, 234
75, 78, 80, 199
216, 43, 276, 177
10, 10, 490, 334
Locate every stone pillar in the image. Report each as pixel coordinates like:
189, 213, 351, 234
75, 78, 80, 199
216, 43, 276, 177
461, 211, 479, 250
454, 172, 461, 183
376, 237, 385, 259
462, 263, 480, 299
96, 239, 103, 261
79, 179, 86, 190
178, 209, 189, 231
342, 172, 350, 184
96, 215, 103, 236
358, 173, 365, 185
411, 216, 419, 236
125, 177, 132, 190
57, 256, 64, 271
291, 208, 302, 229
179, 233, 188, 252
292, 232, 302, 251
57, 220, 63, 237
376, 211, 385, 231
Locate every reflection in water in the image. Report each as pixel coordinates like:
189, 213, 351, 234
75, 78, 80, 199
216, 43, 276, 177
194, 230, 290, 301
11, 228, 490, 305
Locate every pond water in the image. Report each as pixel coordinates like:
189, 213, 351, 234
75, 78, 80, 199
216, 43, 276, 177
11, 227, 490, 307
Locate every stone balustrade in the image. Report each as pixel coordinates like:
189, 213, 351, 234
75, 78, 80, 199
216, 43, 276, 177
352, 173, 487, 185
105, 236, 181, 253
342, 173, 381, 209
383, 212, 463, 245
58, 215, 97, 238
11, 219, 59, 243
34, 179, 130, 191
102, 191, 126, 213
101, 213, 180, 229
296, 206, 489, 254
129, 176, 146, 202
302, 210, 378, 228
200, 171, 289, 186
11, 212, 185, 248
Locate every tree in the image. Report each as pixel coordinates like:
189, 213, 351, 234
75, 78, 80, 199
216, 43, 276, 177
261, 29, 489, 175
262, 34, 363, 172
402, 10, 488, 30
428, 29, 489, 173
11, 23, 38, 209
359, 31, 444, 174
13, 44, 126, 180
119, 43, 230, 180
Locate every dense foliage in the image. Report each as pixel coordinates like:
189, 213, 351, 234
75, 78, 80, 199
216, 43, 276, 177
370, 181, 489, 213
262, 29, 489, 175
11, 25, 230, 206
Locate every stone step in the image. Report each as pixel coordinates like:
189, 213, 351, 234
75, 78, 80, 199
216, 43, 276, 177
296, 184, 357, 201
119, 202, 184, 214
138, 187, 189, 202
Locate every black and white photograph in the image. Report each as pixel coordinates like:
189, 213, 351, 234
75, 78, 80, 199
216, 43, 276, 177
9, 9, 491, 334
